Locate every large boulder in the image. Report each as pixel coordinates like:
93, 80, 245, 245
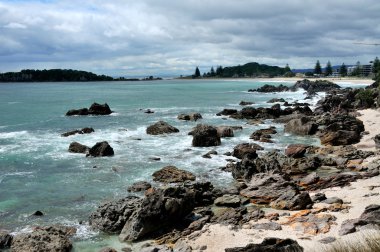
284, 117, 318, 135
11, 226, 75, 252
216, 109, 238, 116
89, 196, 142, 234
339, 204, 380, 235
192, 124, 221, 147
65, 108, 89, 116
0, 230, 12, 249
291, 79, 340, 94
285, 144, 307, 158
119, 186, 195, 242
249, 84, 290, 93
146, 121, 179, 135
88, 141, 114, 157
152, 166, 196, 183
270, 191, 313, 211
225, 237, 304, 252
68, 142, 89, 154
232, 143, 263, 159
250, 127, 277, 142
66, 103, 112, 116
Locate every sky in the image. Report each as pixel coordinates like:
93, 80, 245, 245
0, 0, 379, 77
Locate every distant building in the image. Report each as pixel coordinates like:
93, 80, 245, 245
361, 64, 373, 76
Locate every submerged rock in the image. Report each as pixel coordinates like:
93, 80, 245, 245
146, 121, 179, 135
61, 127, 94, 137
177, 113, 202, 121
152, 166, 196, 183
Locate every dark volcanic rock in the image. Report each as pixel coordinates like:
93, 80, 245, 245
250, 127, 277, 142
66, 103, 112, 116
270, 191, 313, 211
89, 196, 142, 233
68, 142, 89, 154
65, 108, 89, 116
291, 79, 340, 94
119, 186, 196, 242
239, 101, 255, 106
267, 98, 286, 103
88, 141, 114, 157
249, 84, 290, 93
216, 126, 235, 138
232, 143, 263, 159
11, 226, 75, 252
192, 124, 221, 147
214, 195, 241, 207
339, 204, 380, 235
61, 127, 94, 137
127, 181, 152, 192
152, 166, 196, 183
146, 121, 179, 135
225, 237, 304, 252
216, 109, 238, 116
178, 113, 202, 121
0, 230, 12, 249
284, 117, 318, 135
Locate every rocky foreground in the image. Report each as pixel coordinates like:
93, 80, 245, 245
2, 79, 380, 252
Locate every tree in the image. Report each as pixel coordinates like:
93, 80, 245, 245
210, 66, 216, 77
314, 60, 322, 75
283, 64, 295, 77
351, 61, 361, 76
373, 57, 380, 74
284, 64, 291, 72
194, 67, 201, 78
325, 61, 333, 76
339, 63, 347, 77
216, 66, 223, 76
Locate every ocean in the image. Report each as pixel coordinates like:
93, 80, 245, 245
0, 79, 357, 250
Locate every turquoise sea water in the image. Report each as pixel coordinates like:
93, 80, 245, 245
0, 79, 331, 249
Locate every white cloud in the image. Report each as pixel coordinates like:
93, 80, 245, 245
0, 0, 379, 76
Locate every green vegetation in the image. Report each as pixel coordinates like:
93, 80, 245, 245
0, 69, 114, 82
339, 63, 347, 77
314, 60, 322, 75
325, 61, 333, 76
356, 89, 375, 108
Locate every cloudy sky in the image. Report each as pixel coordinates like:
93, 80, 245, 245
0, 0, 379, 77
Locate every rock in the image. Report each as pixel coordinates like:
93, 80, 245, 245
89, 196, 142, 233
311, 193, 326, 203
88, 103, 112, 115
216, 126, 234, 138
68, 142, 89, 154
202, 150, 217, 159
152, 166, 196, 183
285, 144, 307, 158
216, 109, 238, 116
251, 222, 282, 231
65, 108, 89, 116
270, 191, 313, 211
32, 210, 44, 216
11, 226, 75, 252
146, 121, 179, 135
299, 172, 320, 187
319, 236, 336, 244
239, 101, 254, 106
119, 186, 196, 242
140, 245, 172, 252
232, 143, 263, 159
88, 141, 114, 157
225, 237, 304, 252
374, 134, 380, 149
249, 84, 290, 93
320, 131, 361, 146
250, 127, 277, 141
284, 117, 318, 135
214, 195, 241, 207
211, 207, 246, 225
267, 98, 286, 103
192, 124, 221, 147
61, 127, 95, 137
178, 113, 202, 121
303, 172, 362, 191
339, 204, 380, 235
127, 181, 152, 192
173, 240, 192, 252
323, 197, 343, 204
240, 173, 299, 205
144, 109, 154, 114
291, 79, 340, 94
283, 210, 337, 235
0, 230, 12, 249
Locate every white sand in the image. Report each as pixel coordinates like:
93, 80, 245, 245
182, 109, 380, 252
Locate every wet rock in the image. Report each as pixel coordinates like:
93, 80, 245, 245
140, 245, 172, 252
251, 222, 282, 231
214, 195, 241, 207
249, 84, 290, 93
119, 186, 196, 242
68, 141, 89, 154
283, 210, 337, 235
178, 113, 202, 121
144, 109, 154, 114
32, 210, 44, 216
0, 230, 12, 249
152, 166, 196, 183
11, 226, 75, 252
127, 181, 152, 192
285, 144, 307, 158
239, 101, 255, 106
88, 141, 114, 157
216, 126, 235, 138
284, 117, 318, 135
61, 127, 94, 137
98, 247, 118, 252
146, 121, 179, 135
192, 124, 221, 147
88, 103, 113, 115
232, 143, 263, 159
65, 107, 89, 116
250, 127, 277, 142
216, 109, 238, 116
225, 237, 304, 252
291, 79, 340, 94
267, 98, 286, 103
89, 196, 142, 233
202, 150, 217, 159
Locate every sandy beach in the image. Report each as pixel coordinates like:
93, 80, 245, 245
180, 109, 380, 252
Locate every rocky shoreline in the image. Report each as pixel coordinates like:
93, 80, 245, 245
2, 79, 380, 252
